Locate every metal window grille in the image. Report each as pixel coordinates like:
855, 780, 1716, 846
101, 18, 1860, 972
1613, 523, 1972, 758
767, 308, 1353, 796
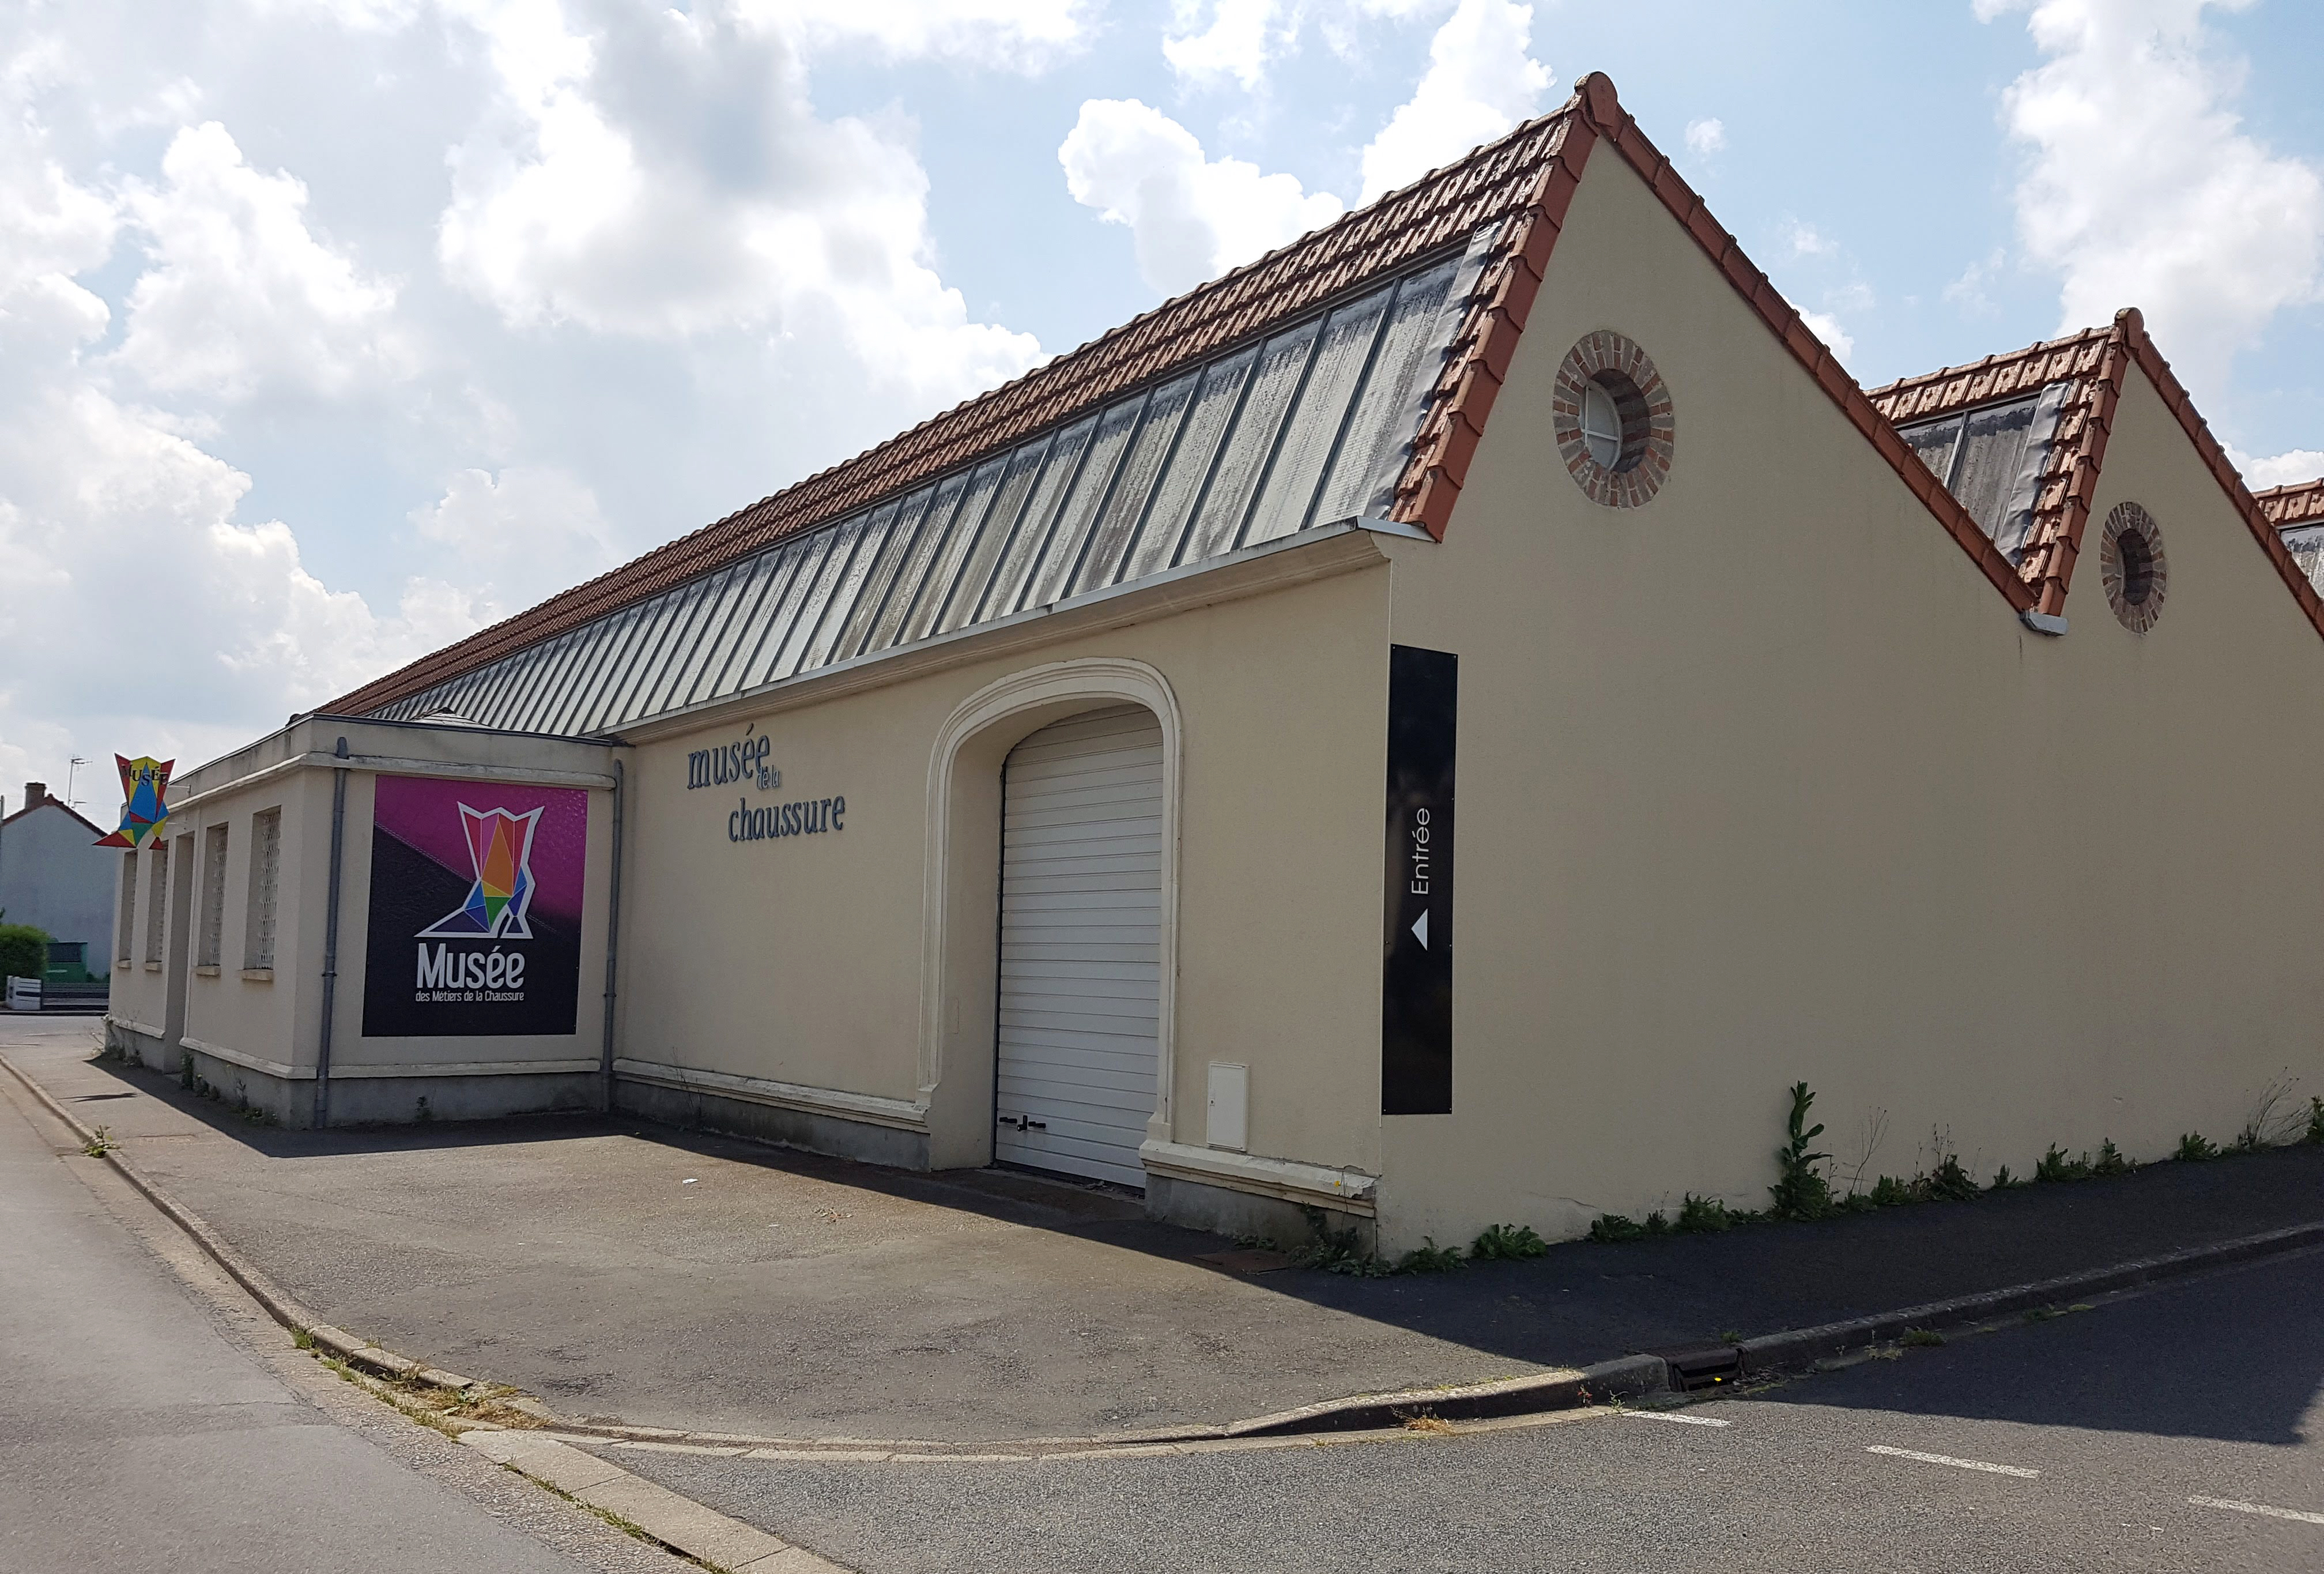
244, 808, 281, 971
116, 855, 137, 963
144, 843, 169, 964
199, 823, 229, 968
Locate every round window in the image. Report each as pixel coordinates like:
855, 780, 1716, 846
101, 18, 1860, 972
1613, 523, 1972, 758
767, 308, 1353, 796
1553, 332, 1673, 509
2097, 502, 2167, 632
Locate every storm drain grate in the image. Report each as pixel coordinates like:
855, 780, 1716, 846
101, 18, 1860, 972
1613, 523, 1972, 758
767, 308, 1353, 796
1653, 1346, 1743, 1392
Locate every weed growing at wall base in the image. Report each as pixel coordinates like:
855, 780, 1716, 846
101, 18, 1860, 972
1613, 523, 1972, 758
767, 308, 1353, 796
1470, 1222, 1549, 1260
1770, 1082, 1833, 1219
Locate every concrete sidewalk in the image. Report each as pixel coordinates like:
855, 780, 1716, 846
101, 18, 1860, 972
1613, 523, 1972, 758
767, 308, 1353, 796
10, 1018, 2322, 1445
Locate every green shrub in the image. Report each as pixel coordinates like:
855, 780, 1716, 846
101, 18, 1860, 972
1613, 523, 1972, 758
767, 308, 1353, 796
2035, 1145, 2091, 1184
2174, 1132, 2219, 1163
1925, 1155, 1980, 1202
1866, 1175, 1914, 1207
1676, 1193, 1734, 1233
1469, 1223, 1549, 1260
0, 922, 50, 985
1394, 1237, 1468, 1274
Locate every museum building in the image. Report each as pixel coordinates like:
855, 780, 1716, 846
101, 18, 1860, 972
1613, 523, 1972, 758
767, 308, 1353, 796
109, 76, 2324, 1251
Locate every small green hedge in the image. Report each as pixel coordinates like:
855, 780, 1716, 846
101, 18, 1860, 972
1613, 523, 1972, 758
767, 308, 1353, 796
0, 922, 50, 985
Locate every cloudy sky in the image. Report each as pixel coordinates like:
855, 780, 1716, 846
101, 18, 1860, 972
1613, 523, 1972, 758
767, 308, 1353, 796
5, 0, 2323, 809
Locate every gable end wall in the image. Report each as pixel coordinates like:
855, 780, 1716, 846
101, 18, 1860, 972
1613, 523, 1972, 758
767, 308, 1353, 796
1368, 143, 2324, 1249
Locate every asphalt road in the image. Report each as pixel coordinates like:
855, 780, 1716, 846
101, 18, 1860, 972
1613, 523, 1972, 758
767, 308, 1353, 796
599, 1251, 2324, 1574
0, 1063, 695, 1574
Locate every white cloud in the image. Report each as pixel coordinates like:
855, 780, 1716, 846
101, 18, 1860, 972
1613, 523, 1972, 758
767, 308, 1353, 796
436, 0, 1040, 402
1944, 247, 2009, 317
1798, 308, 1855, 364
408, 465, 618, 617
112, 122, 408, 402
1163, 0, 1286, 91
1986, 0, 2324, 402
1058, 97, 1342, 295
2228, 444, 2324, 489
1357, 0, 1547, 202
1684, 117, 1726, 157
739, 0, 1091, 66
1783, 219, 1838, 258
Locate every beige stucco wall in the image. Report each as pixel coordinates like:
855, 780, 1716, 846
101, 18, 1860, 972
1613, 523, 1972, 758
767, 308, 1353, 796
613, 553, 1393, 1180
1373, 142, 2324, 1249
111, 718, 619, 1104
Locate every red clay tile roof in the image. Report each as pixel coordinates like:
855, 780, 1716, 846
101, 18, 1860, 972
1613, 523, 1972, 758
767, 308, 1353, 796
325, 90, 1602, 720
2257, 477, 2324, 531
331, 73, 2324, 723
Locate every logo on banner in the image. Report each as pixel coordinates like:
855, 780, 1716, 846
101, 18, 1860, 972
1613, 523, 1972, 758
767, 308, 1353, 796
95, 755, 173, 849
417, 805, 541, 941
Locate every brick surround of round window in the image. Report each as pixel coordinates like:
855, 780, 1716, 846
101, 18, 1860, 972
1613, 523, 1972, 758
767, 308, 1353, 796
2097, 502, 2167, 633
1552, 331, 1675, 509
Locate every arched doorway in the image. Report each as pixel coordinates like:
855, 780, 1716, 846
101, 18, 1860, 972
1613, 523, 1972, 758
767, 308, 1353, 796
993, 703, 1164, 1187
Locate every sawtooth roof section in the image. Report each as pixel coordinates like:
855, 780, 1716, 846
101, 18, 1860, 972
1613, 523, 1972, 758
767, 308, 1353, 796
1867, 326, 2119, 615
1874, 312, 2324, 640
325, 92, 1598, 721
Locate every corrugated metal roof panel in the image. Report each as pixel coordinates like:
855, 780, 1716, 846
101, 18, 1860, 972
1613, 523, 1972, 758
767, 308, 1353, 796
375, 240, 1492, 736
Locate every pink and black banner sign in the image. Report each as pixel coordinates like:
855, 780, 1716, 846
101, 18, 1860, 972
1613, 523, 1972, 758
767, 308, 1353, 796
361, 774, 588, 1038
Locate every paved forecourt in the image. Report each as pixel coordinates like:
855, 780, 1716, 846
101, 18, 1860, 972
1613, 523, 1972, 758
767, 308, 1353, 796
9, 1016, 2324, 1447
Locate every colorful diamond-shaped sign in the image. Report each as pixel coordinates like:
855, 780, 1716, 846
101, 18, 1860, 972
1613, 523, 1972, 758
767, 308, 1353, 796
95, 755, 173, 849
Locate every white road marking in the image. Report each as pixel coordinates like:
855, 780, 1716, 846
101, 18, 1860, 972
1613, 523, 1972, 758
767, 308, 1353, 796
1627, 1411, 1731, 1427
1866, 1444, 2039, 1478
2190, 1496, 2324, 1526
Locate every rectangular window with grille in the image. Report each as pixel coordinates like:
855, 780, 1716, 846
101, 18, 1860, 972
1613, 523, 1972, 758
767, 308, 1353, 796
144, 843, 169, 964
244, 808, 281, 971
116, 855, 137, 963
199, 823, 229, 969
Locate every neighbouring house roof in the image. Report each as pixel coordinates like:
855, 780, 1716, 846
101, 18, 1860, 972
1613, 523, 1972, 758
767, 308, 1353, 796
1, 796, 104, 837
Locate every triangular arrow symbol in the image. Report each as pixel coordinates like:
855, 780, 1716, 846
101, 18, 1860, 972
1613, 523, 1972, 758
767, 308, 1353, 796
1411, 909, 1429, 948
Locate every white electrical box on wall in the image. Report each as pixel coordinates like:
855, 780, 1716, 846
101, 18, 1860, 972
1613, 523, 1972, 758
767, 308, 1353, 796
1206, 1061, 1248, 1152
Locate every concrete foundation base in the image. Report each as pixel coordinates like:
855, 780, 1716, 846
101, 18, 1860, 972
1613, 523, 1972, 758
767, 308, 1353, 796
612, 1074, 932, 1170
1145, 1172, 1377, 1254
104, 1020, 602, 1128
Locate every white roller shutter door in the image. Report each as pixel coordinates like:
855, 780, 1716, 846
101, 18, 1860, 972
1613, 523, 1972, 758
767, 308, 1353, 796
995, 705, 1164, 1188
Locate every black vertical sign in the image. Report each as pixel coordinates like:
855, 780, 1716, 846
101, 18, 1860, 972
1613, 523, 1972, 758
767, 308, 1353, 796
1383, 645, 1456, 1114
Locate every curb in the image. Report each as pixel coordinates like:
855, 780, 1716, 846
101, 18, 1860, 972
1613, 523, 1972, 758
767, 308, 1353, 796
12, 1049, 2323, 1453
1732, 1219, 2324, 1378
0, 1050, 487, 1396
461, 1430, 853, 1572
